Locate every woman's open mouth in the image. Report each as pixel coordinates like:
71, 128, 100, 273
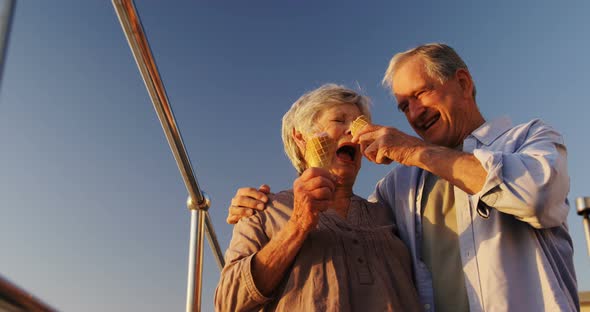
336, 143, 358, 163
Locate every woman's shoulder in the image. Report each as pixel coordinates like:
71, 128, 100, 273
256, 190, 294, 222
350, 194, 382, 209
268, 189, 294, 203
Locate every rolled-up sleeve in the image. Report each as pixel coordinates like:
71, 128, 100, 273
215, 215, 273, 311
472, 120, 569, 228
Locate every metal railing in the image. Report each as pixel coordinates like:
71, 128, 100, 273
576, 197, 590, 257
0, 274, 57, 312
111, 1, 225, 311
0, 0, 15, 88
0, 1, 58, 311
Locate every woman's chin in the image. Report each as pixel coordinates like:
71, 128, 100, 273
330, 166, 359, 186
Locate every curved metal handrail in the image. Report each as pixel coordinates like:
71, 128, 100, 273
576, 197, 590, 257
0, 0, 15, 88
0, 2, 56, 311
111, 1, 225, 311
0, 275, 57, 312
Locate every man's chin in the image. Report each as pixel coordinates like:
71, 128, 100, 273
422, 131, 448, 146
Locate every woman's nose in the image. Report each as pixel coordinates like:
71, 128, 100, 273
345, 126, 352, 135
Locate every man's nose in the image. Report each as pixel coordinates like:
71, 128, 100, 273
407, 100, 426, 123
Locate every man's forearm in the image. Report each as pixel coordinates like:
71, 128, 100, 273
408, 144, 487, 195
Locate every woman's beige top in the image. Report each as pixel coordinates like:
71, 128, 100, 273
215, 190, 421, 311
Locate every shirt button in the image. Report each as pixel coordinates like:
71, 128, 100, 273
352, 239, 359, 244
357, 257, 364, 264
424, 304, 431, 310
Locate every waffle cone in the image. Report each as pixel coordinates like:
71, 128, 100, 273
350, 115, 370, 136
305, 132, 335, 169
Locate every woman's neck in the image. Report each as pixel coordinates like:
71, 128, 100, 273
331, 186, 353, 219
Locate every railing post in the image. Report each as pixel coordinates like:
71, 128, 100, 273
0, 0, 15, 88
576, 197, 590, 257
111, 1, 226, 311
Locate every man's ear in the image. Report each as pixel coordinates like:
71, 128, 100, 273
455, 68, 474, 98
292, 128, 306, 153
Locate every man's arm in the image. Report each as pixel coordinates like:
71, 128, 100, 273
411, 144, 487, 194
354, 120, 570, 228
353, 124, 486, 195
471, 121, 569, 228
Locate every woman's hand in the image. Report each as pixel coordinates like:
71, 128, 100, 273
245, 168, 337, 296
290, 167, 336, 233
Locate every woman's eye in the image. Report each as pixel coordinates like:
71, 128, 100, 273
331, 119, 344, 123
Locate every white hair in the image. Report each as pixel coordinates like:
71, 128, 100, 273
382, 43, 476, 98
281, 84, 372, 174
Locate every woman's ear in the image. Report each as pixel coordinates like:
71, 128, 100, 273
292, 128, 306, 153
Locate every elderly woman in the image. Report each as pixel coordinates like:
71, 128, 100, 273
215, 84, 420, 311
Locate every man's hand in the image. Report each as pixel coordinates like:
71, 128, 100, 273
352, 124, 424, 166
226, 184, 271, 224
353, 123, 487, 195
290, 167, 336, 232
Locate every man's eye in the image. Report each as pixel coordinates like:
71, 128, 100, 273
398, 104, 408, 113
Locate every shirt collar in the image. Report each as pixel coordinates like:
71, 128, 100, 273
469, 116, 512, 146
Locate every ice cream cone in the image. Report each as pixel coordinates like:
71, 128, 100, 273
305, 132, 335, 169
350, 115, 370, 137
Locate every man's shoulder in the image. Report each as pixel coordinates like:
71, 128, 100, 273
478, 117, 563, 148
507, 118, 564, 145
515, 118, 550, 130
507, 118, 559, 133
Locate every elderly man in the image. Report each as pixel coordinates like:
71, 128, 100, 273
228, 43, 579, 311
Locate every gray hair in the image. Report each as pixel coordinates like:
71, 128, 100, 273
281, 84, 372, 174
382, 43, 476, 98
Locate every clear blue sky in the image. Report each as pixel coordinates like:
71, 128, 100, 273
1, 1, 589, 311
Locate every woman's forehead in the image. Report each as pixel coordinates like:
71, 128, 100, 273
317, 103, 362, 117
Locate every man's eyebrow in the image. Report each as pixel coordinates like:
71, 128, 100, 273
422, 83, 434, 91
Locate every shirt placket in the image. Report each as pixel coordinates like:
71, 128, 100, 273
347, 229, 374, 285
414, 170, 434, 312
326, 217, 374, 286
458, 137, 484, 312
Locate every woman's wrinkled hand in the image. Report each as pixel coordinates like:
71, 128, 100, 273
290, 167, 336, 233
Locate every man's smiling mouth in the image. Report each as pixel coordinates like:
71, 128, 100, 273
422, 114, 440, 131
